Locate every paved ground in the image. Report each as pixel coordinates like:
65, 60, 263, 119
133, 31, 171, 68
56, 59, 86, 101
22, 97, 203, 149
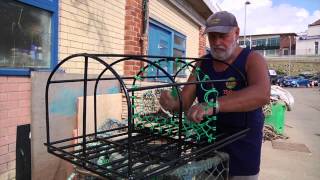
260, 87, 320, 180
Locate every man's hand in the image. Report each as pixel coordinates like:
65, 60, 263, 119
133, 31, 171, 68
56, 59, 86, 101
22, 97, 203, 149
159, 90, 178, 112
187, 102, 214, 123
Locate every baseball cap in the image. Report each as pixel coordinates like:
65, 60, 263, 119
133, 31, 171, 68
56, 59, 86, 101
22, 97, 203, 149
204, 11, 238, 34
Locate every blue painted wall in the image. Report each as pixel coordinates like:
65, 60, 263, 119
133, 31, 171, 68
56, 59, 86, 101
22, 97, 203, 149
49, 88, 83, 116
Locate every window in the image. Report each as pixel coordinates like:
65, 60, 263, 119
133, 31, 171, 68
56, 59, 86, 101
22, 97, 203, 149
173, 33, 186, 75
315, 42, 318, 55
267, 37, 280, 47
251, 40, 257, 46
148, 20, 186, 78
256, 39, 266, 47
174, 35, 185, 49
0, 0, 58, 76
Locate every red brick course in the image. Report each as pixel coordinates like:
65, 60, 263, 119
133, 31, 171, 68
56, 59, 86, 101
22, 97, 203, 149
0, 76, 31, 176
0, 145, 8, 156
0, 135, 16, 147
0, 163, 7, 174
0, 151, 15, 165
8, 144, 15, 153
7, 160, 15, 170
0, 77, 8, 83
0, 93, 7, 102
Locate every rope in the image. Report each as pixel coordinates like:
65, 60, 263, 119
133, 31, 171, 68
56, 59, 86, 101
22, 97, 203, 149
262, 102, 272, 117
263, 124, 288, 142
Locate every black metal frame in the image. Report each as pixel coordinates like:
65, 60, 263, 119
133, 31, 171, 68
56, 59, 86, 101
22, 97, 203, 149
44, 53, 249, 179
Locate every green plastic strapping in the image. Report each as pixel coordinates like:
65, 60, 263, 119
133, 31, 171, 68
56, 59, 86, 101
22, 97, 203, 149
175, 58, 182, 69
134, 75, 142, 80
140, 67, 146, 72
130, 63, 218, 143
204, 89, 219, 108
131, 85, 139, 90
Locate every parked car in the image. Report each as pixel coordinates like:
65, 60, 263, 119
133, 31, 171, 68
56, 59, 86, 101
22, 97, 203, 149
308, 76, 319, 86
299, 73, 320, 87
276, 76, 289, 87
283, 76, 310, 87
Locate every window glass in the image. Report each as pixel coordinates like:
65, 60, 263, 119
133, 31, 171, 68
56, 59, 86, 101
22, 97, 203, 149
0, 0, 52, 69
268, 37, 280, 46
159, 40, 169, 56
173, 49, 184, 57
173, 48, 185, 75
256, 39, 266, 46
174, 35, 185, 49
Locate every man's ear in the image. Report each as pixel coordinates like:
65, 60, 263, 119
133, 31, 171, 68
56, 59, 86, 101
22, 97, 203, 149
234, 27, 240, 37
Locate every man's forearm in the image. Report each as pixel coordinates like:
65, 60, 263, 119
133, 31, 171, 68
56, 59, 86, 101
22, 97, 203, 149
218, 85, 270, 112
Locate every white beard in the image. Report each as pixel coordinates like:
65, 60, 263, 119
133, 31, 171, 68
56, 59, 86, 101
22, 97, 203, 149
210, 40, 237, 61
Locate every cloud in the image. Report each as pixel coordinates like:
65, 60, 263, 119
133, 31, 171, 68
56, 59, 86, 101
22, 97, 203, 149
216, 0, 320, 35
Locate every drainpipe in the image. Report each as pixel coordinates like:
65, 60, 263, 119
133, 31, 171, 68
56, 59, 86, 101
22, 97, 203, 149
140, 0, 149, 55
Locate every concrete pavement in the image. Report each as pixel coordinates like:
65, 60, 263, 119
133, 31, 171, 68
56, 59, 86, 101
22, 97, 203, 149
260, 88, 320, 180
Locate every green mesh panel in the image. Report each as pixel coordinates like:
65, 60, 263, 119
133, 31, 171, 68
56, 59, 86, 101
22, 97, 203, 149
131, 59, 218, 143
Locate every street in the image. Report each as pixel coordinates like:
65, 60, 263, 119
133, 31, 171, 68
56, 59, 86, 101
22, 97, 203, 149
260, 87, 320, 180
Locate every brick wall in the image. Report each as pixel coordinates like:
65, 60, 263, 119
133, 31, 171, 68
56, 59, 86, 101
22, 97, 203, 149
280, 35, 296, 48
199, 27, 207, 57
280, 35, 296, 55
0, 76, 31, 179
124, 0, 146, 76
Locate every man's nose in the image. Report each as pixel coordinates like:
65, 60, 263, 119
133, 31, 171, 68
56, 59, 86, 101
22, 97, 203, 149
211, 37, 222, 45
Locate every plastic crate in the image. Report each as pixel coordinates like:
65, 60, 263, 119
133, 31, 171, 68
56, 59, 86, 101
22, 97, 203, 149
264, 102, 286, 134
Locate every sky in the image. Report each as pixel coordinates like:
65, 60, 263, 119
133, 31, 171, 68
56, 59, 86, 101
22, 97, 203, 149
205, 0, 320, 35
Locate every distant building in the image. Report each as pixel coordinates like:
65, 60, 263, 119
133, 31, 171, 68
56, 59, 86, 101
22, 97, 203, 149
296, 19, 320, 55
239, 33, 297, 56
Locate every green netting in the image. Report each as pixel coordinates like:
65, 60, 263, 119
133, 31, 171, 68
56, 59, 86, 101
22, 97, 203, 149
131, 59, 218, 143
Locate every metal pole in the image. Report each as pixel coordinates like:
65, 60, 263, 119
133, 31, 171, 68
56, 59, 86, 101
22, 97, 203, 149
289, 36, 291, 76
244, 1, 250, 48
82, 56, 88, 165
244, 4, 247, 47
289, 36, 292, 55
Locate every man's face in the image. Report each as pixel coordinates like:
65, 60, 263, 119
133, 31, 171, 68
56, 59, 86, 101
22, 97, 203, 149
208, 28, 239, 61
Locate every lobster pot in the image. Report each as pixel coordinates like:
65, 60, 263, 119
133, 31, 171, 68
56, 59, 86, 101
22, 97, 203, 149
44, 54, 249, 179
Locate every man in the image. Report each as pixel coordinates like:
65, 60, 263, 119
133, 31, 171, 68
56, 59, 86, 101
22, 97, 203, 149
160, 11, 270, 179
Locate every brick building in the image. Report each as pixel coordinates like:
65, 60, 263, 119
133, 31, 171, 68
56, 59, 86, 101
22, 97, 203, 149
0, 0, 214, 179
239, 33, 297, 56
